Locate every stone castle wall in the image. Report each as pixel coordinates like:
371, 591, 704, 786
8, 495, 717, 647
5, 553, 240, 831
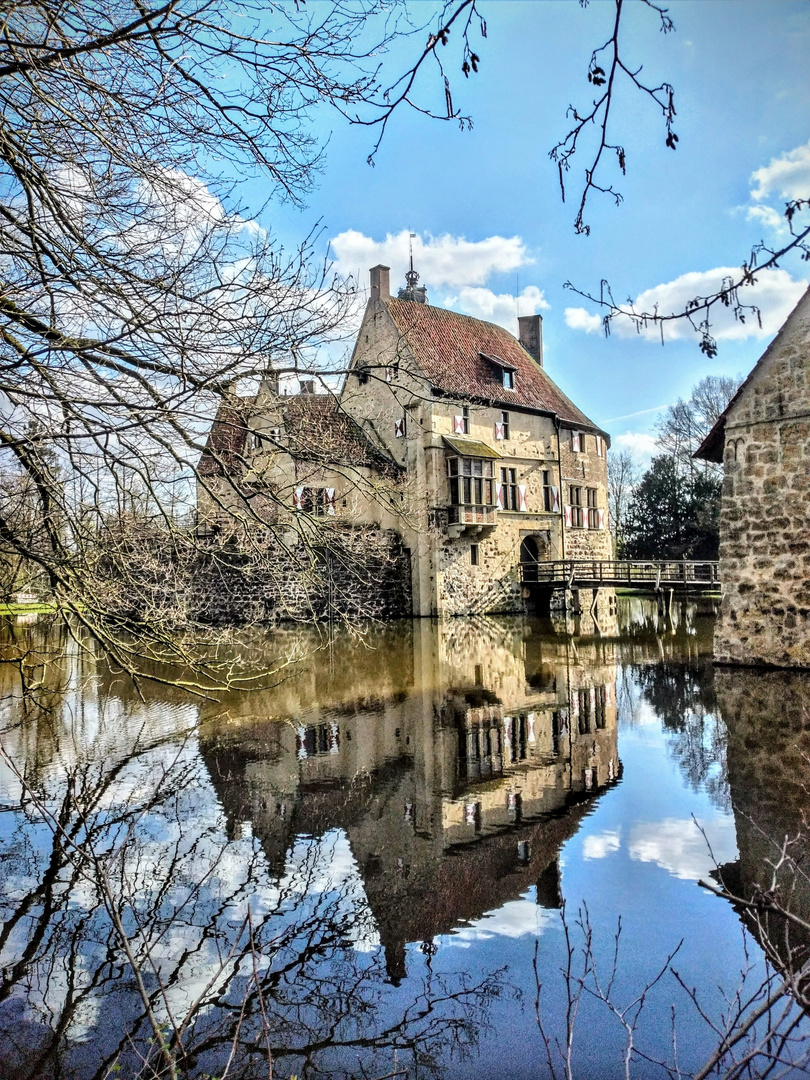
191, 527, 412, 626
715, 293, 810, 667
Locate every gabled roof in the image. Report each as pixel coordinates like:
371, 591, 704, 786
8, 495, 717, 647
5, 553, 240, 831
198, 393, 397, 477
198, 400, 251, 476
384, 298, 603, 433
695, 286, 810, 463
281, 394, 399, 470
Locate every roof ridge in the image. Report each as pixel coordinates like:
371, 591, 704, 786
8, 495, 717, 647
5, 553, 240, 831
383, 297, 606, 436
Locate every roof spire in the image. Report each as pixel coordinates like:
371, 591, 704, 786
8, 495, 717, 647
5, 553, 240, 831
405, 232, 419, 291
398, 232, 427, 303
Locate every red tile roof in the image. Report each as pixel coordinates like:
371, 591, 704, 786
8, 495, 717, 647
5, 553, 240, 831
384, 298, 602, 432
281, 394, 398, 470
198, 401, 250, 476
199, 393, 396, 477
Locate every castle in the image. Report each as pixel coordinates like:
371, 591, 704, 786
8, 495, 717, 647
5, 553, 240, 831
198, 265, 613, 619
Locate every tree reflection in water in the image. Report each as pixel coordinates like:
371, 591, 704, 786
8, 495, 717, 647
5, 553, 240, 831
0, 615, 619, 1079
3, 603, 809, 1079
0, 735, 506, 1080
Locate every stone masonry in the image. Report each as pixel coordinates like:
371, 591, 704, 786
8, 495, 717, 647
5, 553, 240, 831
696, 287, 810, 667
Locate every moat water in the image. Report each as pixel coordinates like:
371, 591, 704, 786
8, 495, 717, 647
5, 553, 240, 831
0, 600, 809, 1079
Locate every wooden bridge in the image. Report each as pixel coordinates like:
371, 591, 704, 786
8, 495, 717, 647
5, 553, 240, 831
520, 559, 720, 592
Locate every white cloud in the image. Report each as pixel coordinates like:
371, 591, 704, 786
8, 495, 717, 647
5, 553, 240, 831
566, 267, 808, 343
583, 829, 621, 860
628, 816, 737, 881
565, 307, 602, 334
613, 431, 659, 462
444, 284, 548, 331
745, 203, 787, 233
741, 141, 810, 236
329, 229, 533, 291
447, 894, 554, 943
750, 139, 810, 202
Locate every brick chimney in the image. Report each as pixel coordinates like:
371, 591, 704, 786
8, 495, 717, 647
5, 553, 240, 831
518, 314, 543, 368
370, 264, 390, 302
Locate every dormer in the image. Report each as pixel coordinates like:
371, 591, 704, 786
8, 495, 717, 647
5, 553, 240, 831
480, 352, 517, 391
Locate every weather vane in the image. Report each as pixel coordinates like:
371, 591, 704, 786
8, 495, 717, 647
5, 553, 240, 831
405, 231, 419, 291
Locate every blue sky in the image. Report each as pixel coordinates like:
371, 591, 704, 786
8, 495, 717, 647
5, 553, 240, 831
248, 1, 810, 460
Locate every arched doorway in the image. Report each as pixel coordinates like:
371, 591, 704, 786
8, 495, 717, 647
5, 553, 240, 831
520, 536, 540, 581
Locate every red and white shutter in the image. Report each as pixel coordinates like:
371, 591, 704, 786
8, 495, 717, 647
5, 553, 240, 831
571, 693, 579, 720
293, 486, 304, 510
571, 430, 581, 453
596, 435, 604, 458
550, 485, 560, 512
494, 422, 505, 440
395, 418, 405, 438
604, 682, 612, 706
325, 488, 336, 516
518, 484, 528, 512
564, 504, 573, 528
496, 483, 505, 509
385, 366, 393, 383
453, 414, 465, 435
597, 508, 605, 530
589, 687, 596, 713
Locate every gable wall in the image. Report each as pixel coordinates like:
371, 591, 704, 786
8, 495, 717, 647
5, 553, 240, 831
338, 300, 613, 616
715, 293, 810, 666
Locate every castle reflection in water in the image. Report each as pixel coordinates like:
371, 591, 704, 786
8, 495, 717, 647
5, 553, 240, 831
196, 617, 620, 981
4, 599, 810, 1080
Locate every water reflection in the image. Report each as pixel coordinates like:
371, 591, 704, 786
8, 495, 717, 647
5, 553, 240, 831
0, 615, 619, 1080
714, 667, 810, 970
1, 601, 809, 1079
199, 619, 620, 986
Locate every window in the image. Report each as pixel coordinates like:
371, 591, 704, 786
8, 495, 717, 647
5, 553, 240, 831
587, 487, 599, 529
298, 488, 333, 516
502, 369, 515, 390
462, 405, 470, 434
571, 430, 584, 453
470, 543, 479, 566
595, 686, 607, 729
297, 723, 339, 758
500, 467, 518, 510
356, 368, 369, 385
501, 410, 510, 439
251, 432, 262, 449
448, 456, 495, 507
570, 485, 583, 528
543, 469, 553, 511
578, 689, 591, 734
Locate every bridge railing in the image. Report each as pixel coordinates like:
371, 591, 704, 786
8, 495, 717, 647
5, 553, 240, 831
520, 559, 720, 587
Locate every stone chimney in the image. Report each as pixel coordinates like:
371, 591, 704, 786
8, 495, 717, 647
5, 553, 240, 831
370, 264, 390, 302
518, 314, 543, 367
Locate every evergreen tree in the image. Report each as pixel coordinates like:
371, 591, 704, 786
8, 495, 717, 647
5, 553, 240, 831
624, 455, 721, 560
